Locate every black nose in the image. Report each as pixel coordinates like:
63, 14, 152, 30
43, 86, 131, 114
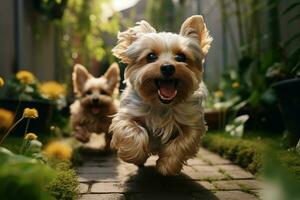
160, 64, 175, 77
92, 98, 99, 103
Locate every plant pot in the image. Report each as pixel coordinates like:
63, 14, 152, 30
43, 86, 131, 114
272, 78, 300, 147
205, 109, 227, 131
237, 104, 284, 134
0, 98, 55, 137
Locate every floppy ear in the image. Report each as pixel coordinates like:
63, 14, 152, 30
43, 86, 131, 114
180, 15, 213, 56
72, 64, 91, 94
112, 20, 156, 63
104, 62, 120, 91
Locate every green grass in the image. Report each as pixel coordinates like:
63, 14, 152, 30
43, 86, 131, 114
202, 132, 300, 178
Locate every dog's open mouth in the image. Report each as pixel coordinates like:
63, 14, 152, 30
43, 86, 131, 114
90, 105, 101, 114
156, 79, 178, 104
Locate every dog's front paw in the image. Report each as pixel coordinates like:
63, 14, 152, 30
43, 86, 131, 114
156, 157, 183, 176
111, 123, 149, 165
116, 138, 149, 165
73, 131, 90, 143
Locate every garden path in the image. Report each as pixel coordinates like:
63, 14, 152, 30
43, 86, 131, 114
77, 134, 262, 200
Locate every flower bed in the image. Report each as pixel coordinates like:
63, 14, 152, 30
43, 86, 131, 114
0, 73, 79, 200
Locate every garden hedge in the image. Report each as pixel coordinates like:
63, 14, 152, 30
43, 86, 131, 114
202, 133, 300, 178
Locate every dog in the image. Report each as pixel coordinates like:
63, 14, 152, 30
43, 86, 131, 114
70, 63, 120, 149
109, 15, 212, 175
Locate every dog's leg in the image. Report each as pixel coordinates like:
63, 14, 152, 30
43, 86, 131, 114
156, 126, 204, 175
104, 132, 112, 151
73, 125, 91, 143
110, 117, 149, 165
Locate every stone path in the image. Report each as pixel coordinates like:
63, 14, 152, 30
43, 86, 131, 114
77, 135, 262, 200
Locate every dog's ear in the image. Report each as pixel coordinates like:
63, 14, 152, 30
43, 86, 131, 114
180, 15, 212, 56
112, 20, 156, 63
72, 64, 91, 94
104, 62, 120, 91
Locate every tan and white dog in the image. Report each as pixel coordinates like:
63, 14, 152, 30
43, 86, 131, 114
70, 63, 120, 149
109, 15, 212, 175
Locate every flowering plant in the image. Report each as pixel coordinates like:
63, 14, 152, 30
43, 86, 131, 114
4, 70, 67, 109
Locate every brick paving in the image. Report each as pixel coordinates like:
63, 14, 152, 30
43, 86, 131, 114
77, 135, 261, 200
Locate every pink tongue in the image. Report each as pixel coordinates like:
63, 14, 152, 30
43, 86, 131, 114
159, 82, 176, 98
91, 107, 101, 114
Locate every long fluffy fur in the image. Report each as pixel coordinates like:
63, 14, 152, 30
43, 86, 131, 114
70, 63, 120, 146
110, 15, 212, 175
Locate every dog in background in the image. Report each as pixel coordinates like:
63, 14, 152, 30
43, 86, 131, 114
70, 63, 120, 149
109, 15, 212, 175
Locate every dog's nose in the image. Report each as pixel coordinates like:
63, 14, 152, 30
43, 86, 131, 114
92, 98, 99, 103
160, 64, 175, 77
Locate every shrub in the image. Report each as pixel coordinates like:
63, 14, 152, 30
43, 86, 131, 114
0, 148, 79, 200
0, 148, 55, 200
202, 133, 300, 179
202, 134, 264, 174
47, 161, 79, 200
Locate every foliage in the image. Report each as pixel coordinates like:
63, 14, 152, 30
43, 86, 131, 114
6, 70, 43, 101
261, 149, 300, 200
146, 0, 185, 32
217, 0, 300, 110
202, 133, 263, 174
0, 147, 79, 200
225, 114, 249, 138
33, 0, 68, 21
0, 147, 56, 200
202, 132, 300, 179
57, 0, 120, 82
47, 161, 79, 200
4, 70, 67, 111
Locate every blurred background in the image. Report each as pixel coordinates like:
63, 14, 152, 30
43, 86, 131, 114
0, 0, 299, 135
0, 0, 298, 86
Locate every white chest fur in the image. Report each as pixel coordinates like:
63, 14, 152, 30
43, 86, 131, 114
118, 83, 207, 144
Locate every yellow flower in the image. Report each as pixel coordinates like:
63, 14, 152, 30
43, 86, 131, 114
232, 82, 240, 89
16, 70, 35, 84
0, 108, 14, 129
214, 90, 224, 98
23, 108, 39, 119
25, 133, 38, 141
39, 81, 66, 100
44, 141, 73, 160
0, 77, 4, 87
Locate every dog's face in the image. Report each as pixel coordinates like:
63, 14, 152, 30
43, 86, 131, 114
72, 63, 120, 114
112, 15, 212, 105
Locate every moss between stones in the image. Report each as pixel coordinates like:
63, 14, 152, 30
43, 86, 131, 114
202, 133, 300, 178
47, 161, 79, 200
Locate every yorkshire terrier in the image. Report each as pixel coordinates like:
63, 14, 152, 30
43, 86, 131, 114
109, 15, 212, 175
70, 63, 120, 149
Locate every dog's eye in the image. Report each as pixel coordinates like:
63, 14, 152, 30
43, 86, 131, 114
175, 53, 187, 62
85, 90, 92, 95
146, 53, 158, 63
100, 90, 109, 95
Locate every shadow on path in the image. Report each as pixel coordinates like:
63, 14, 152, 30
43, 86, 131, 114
123, 166, 219, 200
